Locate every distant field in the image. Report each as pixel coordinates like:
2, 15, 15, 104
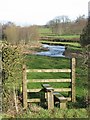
38, 27, 80, 39
38, 27, 52, 36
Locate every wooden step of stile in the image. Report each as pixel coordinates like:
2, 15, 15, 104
53, 92, 67, 109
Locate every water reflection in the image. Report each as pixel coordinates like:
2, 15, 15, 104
35, 44, 65, 57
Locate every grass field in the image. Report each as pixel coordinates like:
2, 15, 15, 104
26, 56, 70, 90
38, 27, 52, 35
38, 27, 80, 39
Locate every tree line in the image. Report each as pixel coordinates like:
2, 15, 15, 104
46, 15, 87, 35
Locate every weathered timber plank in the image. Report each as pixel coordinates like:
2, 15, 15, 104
42, 85, 54, 91
27, 99, 40, 103
54, 97, 71, 101
47, 91, 54, 109
27, 89, 41, 92
54, 88, 71, 92
26, 69, 71, 73
27, 88, 71, 92
27, 79, 71, 83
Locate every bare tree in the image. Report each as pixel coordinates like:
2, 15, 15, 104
47, 15, 87, 35
4, 25, 20, 45
18, 25, 39, 45
47, 15, 71, 35
3, 23, 40, 46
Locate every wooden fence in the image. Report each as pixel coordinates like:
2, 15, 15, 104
22, 58, 76, 109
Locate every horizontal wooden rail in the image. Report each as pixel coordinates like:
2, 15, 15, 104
27, 98, 71, 102
26, 69, 71, 73
27, 88, 71, 92
27, 89, 41, 92
54, 88, 71, 92
27, 79, 71, 83
27, 99, 40, 103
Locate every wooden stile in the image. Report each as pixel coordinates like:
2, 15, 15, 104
22, 57, 76, 109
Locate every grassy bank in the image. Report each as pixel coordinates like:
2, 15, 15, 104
40, 41, 81, 47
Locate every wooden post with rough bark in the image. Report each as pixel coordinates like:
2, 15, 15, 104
23, 65, 27, 109
71, 58, 76, 102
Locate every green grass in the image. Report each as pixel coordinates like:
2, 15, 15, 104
55, 35, 80, 39
2, 107, 88, 118
38, 27, 52, 37
26, 55, 70, 69
67, 46, 82, 51
45, 34, 80, 39
26, 55, 71, 89
16, 107, 88, 118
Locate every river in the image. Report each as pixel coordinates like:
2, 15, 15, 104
35, 44, 65, 57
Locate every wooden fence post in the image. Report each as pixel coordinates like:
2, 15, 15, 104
47, 91, 54, 110
23, 65, 27, 109
71, 58, 76, 102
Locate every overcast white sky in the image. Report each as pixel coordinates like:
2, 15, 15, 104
0, 0, 89, 25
